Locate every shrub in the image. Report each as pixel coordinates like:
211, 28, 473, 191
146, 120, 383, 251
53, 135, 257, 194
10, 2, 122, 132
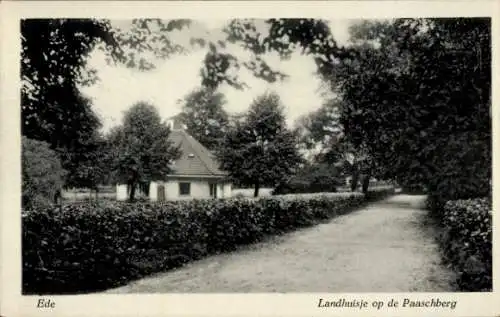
22, 188, 394, 294
440, 198, 492, 291
426, 131, 491, 214
400, 183, 427, 194
272, 163, 343, 195
22, 137, 67, 209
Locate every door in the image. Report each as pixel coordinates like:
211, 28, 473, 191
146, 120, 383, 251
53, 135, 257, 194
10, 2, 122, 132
157, 184, 165, 202
209, 183, 217, 199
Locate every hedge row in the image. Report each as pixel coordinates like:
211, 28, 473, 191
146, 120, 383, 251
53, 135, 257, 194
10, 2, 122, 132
23, 188, 394, 294
440, 198, 492, 291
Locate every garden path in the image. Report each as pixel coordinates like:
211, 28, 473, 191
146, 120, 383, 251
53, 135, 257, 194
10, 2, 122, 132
106, 194, 456, 293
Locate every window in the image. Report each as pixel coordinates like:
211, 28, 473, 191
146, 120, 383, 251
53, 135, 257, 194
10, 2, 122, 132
179, 182, 191, 196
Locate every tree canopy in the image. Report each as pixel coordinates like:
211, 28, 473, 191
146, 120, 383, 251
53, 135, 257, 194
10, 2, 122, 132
217, 92, 303, 197
177, 87, 230, 151
294, 98, 344, 161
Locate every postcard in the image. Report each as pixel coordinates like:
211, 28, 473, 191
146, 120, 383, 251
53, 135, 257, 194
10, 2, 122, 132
0, 1, 498, 316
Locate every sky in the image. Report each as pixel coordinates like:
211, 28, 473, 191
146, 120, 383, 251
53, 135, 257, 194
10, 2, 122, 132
80, 19, 353, 132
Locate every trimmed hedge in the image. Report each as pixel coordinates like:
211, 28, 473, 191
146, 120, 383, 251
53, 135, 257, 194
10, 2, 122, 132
23, 188, 394, 294
440, 198, 492, 291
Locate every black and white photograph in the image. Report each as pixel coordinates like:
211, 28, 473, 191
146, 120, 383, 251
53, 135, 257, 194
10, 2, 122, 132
0, 1, 498, 316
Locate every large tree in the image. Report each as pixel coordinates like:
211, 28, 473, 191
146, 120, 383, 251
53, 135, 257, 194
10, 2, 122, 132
177, 87, 229, 151
217, 92, 303, 197
332, 18, 491, 204
108, 102, 180, 201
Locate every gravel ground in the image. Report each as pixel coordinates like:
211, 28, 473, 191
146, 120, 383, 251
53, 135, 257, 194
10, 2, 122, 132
105, 194, 457, 293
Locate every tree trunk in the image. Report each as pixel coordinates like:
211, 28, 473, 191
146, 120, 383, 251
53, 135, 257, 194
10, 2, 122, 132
351, 171, 359, 192
54, 188, 61, 205
254, 181, 260, 197
362, 173, 371, 194
129, 181, 137, 202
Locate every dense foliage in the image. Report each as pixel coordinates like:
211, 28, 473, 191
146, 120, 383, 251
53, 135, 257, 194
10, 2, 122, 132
294, 98, 343, 154
22, 137, 67, 209
177, 87, 230, 151
333, 19, 491, 204
22, 19, 110, 144
217, 92, 303, 197
273, 162, 343, 195
22, 188, 394, 294
440, 198, 492, 291
426, 131, 491, 212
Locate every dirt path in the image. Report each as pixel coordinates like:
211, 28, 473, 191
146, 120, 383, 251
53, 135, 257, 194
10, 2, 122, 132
105, 194, 457, 293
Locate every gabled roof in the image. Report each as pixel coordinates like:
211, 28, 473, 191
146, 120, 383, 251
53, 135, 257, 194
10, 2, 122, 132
168, 129, 227, 177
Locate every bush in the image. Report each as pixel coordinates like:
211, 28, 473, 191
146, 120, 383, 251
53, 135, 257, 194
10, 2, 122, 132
22, 188, 394, 294
426, 131, 491, 214
22, 137, 67, 209
273, 163, 343, 195
439, 198, 492, 291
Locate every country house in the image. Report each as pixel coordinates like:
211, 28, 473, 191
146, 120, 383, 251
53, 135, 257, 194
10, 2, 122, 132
116, 117, 232, 201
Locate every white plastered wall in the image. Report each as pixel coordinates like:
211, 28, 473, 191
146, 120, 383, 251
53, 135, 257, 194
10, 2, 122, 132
116, 184, 128, 201
223, 182, 232, 198
152, 178, 211, 201
141, 178, 232, 201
